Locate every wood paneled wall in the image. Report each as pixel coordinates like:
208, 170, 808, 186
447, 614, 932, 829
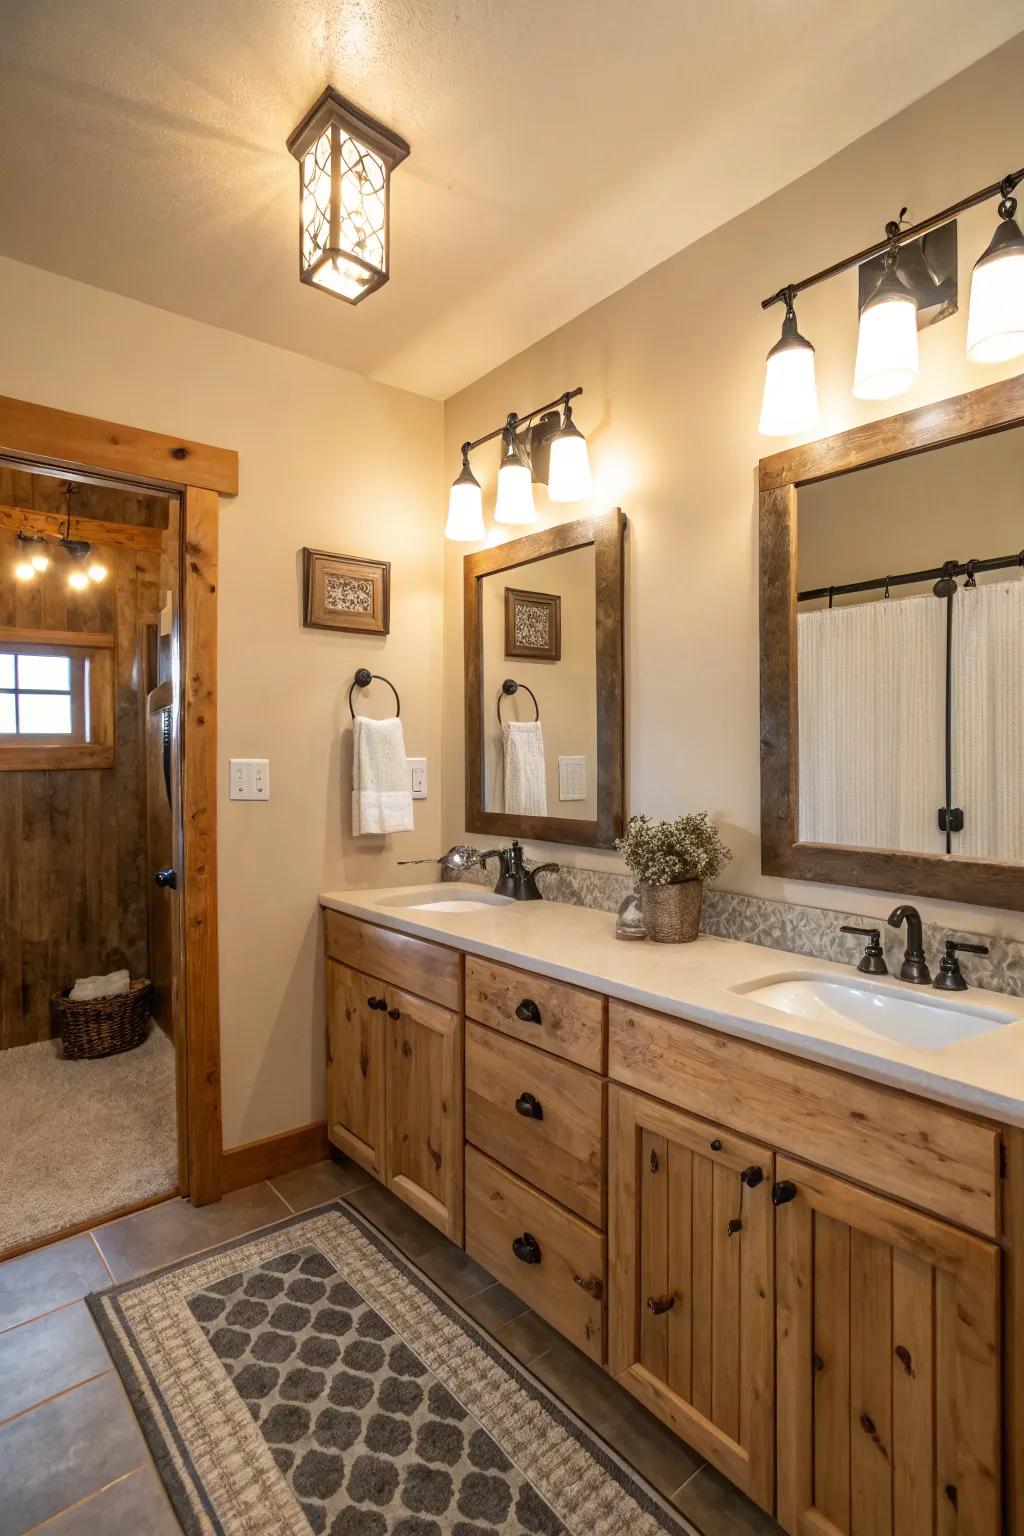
0, 470, 167, 1048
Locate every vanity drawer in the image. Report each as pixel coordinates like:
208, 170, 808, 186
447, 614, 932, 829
323, 910, 461, 1011
465, 955, 605, 1071
609, 1000, 1001, 1237
465, 1020, 605, 1226
465, 1145, 606, 1363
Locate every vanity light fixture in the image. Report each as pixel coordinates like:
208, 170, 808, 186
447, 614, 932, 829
13, 532, 50, 580
443, 387, 589, 541
758, 289, 818, 437
967, 176, 1024, 363
759, 164, 1024, 432
286, 87, 410, 305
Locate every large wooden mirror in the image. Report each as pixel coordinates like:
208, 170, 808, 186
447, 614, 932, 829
759, 373, 1024, 911
464, 509, 625, 848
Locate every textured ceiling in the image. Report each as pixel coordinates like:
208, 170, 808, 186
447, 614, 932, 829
0, 1, 1020, 400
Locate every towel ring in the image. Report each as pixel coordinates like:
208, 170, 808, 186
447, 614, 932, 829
349, 667, 401, 720
497, 677, 539, 727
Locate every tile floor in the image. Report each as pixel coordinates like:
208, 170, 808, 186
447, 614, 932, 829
0, 1156, 784, 1536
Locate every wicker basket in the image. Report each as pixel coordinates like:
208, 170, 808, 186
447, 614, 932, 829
52, 979, 153, 1060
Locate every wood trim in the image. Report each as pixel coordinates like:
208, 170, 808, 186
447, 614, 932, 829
1005, 1127, 1024, 1532
758, 374, 1024, 911
0, 1189, 178, 1264
0, 625, 115, 648
0, 503, 163, 551
221, 1121, 332, 1193
0, 742, 113, 772
463, 509, 625, 848
181, 486, 223, 1203
0, 393, 238, 495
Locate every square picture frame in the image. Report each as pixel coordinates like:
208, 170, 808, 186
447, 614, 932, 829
303, 549, 390, 634
504, 586, 561, 661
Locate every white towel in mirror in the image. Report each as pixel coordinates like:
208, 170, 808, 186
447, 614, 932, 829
352, 716, 414, 836
503, 720, 547, 816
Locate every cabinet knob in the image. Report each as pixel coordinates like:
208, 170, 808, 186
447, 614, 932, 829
367, 996, 385, 1010
512, 1232, 542, 1265
514, 1092, 543, 1121
388, 1007, 401, 1019
772, 1180, 798, 1207
646, 1293, 675, 1315
154, 867, 177, 889
515, 998, 542, 1024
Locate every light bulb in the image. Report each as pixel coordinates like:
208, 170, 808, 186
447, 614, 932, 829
494, 436, 536, 525
30, 550, 49, 572
967, 207, 1024, 364
15, 560, 35, 581
87, 561, 108, 583
852, 266, 918, 400
758, 301, 818, 437
68, 569, 89, 592
547, 405, 592, 502
444, 453, 485, 541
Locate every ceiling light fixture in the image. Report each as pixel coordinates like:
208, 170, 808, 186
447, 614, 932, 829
967, 176, 1024, 364
57, 483, 107, 590
759, 164, 1024, 433
13, 531, 50, 579
444, 388, 589, 541
287, 87, 409, 305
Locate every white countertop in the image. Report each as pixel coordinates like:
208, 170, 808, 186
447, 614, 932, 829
319, 883, 1024, 1128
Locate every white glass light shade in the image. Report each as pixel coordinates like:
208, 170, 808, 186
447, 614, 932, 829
494, 442, 537, 525
852, 272, 918, 400
445, 463, 484, 541
967, 215, 1024, 364
547, 422, 592, 502
758, 308, 818, 437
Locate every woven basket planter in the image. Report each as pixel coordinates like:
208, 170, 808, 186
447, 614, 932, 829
639, 880, 703, 943
52, 979, 153, 1060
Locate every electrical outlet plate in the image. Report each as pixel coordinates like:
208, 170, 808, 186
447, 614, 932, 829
408, 757, 427, 799
229, 758, 270, 800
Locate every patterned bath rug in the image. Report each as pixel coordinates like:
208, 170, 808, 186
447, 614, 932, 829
88, 1199, 700, 1536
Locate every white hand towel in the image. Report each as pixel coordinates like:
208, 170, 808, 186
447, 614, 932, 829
69, 968, 130, 1001
503, 720, 548, 816
352, 716, 415, 836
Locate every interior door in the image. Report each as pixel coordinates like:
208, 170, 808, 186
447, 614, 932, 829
385, 984, 463, 1242
608, 1086, 775, 1511
775, 1155, 1001, 1536
325, 960, 388, 1178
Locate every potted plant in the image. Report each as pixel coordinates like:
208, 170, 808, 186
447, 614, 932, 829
615, 812, 732, 943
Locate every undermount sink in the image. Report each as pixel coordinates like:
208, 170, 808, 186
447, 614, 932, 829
732, 972, 1014, 1052
376, 887, 514, 914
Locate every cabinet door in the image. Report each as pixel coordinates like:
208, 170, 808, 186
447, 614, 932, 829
385, 985, 464, 1242
775, 1155, 1001, 1536
608, 1086, 775, 1511
325, 960, 388, 1178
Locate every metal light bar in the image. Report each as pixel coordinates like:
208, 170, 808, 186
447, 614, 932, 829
762, 167, 1024, 311
460, 387, 583, 457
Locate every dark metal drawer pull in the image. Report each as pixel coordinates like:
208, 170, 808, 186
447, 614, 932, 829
573, 1273, 603, 1299
512, 1232, 542, 1265
515, 1092, 543, 1120
367, 996, 386, 1010
646, 1293, 675, 1315
772, 1180, 798, 1207
515, 999, 542, 1024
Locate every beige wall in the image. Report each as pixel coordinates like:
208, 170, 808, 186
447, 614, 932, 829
442, 35, 1024, 946
0, 256, 443, 1147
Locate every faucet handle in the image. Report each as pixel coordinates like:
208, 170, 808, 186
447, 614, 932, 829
839, 925, 888, 976
934, 937, 989, 993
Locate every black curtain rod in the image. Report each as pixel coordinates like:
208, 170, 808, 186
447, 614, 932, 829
798, 549, 1024, 604
762, 165, 1024, 311
461, 387, 582, 456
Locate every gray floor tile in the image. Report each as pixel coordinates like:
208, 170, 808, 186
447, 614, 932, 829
92, 1184, 290, 1283
0, 1374, 146, 1536
491, 1308, 564, 1366
529, 1335, 704, 1498
672, 1464, 784, 1534
461, 1280, 530, 1332
0, 1303, 110, 1424
269, 1156, 367, 1213
343, 1180, 447, 1259
415, 1240, 496, 1303
32, 1466, 180, 1535
0, 1237, 110, 1334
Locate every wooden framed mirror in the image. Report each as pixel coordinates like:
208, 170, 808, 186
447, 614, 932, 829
759, 373, 1024, 911
464, 509, 625, 848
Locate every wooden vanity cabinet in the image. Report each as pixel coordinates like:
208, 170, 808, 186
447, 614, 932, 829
325, 959, 388, 1178
385, 985, 463, 1242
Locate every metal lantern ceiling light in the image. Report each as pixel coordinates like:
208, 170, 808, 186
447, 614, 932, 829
287, 87, 410, 305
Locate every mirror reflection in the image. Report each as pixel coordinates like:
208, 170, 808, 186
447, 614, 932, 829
481, 545, 597, 820
796, 428, 1024, 861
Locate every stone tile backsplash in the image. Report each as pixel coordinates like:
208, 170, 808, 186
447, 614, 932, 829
462, 860, 1024, 997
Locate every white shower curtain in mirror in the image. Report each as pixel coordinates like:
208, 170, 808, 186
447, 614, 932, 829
798, 595, 946, 852
952, 578, 1024, 862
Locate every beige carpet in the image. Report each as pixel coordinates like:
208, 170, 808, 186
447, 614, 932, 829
0, 1026, 177, 1253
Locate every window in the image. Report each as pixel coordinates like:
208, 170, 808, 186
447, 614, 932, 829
0, 630, 114, 770
0, 651, 76, 738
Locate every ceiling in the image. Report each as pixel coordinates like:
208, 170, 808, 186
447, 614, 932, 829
0, 1, 1020, 401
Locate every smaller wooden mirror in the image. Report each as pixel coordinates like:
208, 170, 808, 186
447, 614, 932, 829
464, 509, 625, 848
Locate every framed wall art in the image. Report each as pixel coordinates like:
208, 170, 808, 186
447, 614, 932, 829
504, 586, 561, 661
303, 549, 390, 634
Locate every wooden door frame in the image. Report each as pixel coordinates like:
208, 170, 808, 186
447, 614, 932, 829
0, 392, 238, 1205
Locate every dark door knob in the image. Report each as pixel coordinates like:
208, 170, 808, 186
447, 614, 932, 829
515, 1092, 543, 1120
772, 1180, 798, 1206
512, 1232, 542, 1265
154, 868, 177, 889
515, 999, 542, 1024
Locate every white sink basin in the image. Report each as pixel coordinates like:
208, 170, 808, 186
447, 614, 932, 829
376, 887, 514, 914
732, 972, 1013, 1052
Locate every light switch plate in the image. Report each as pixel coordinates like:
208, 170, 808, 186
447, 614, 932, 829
229, 758, 270, 800
408, 757, 427, 799
558, 755, 587, 801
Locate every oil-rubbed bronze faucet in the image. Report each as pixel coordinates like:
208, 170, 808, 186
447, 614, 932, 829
480, 840, 559, 901
887, 904, 931, 984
